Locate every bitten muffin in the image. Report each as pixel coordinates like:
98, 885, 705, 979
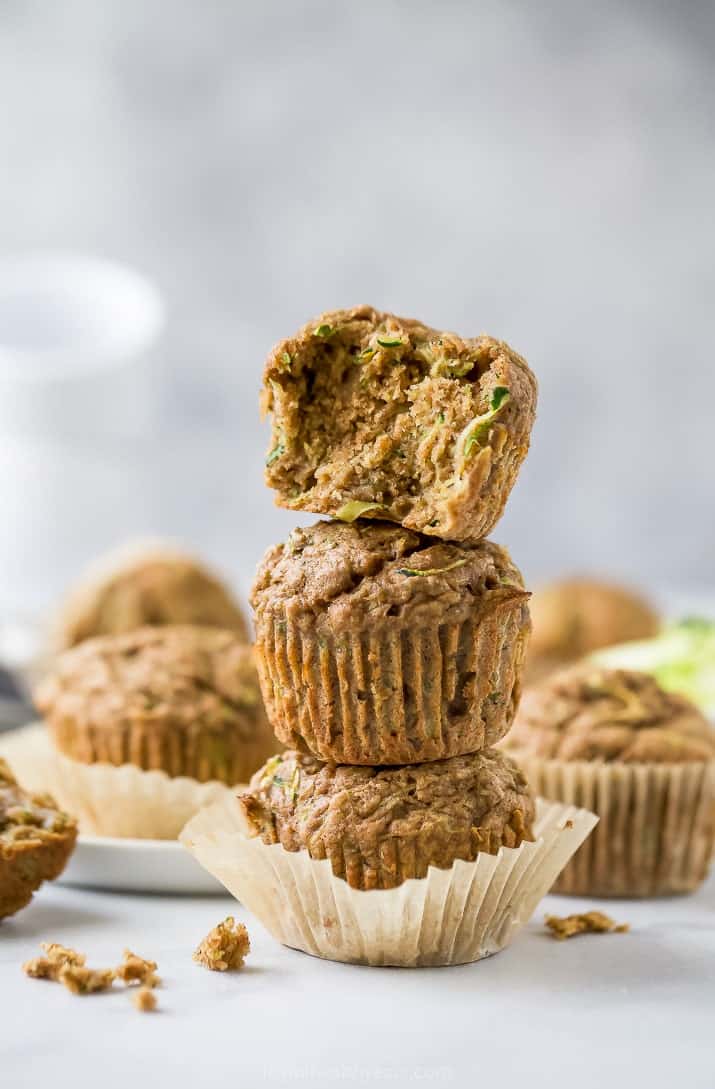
251, 520, 531, 765
35, 627, 277, 785
54, 542, 249, 650
240, 748, 535, 890
526, 577, 659, 683
262, 306, 537, 542
505, 664, 715, 896
0, 758, 77, 919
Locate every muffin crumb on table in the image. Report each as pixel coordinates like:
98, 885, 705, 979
545, 911, 629, 940
58, 965, 116, 995
23, 943, 86, 980
114, 950, 160, 988
193, 917, 250, 971
132, 987, 158, 1012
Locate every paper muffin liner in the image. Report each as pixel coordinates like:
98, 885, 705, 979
514, 754, 715, 897
180, 797, 597, 967
0, 724, 247, 840
47, 714, 275, 788
255, 606, 528, 765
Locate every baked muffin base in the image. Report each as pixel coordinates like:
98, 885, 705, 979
257, 606, 528, 765
514, 754, 715, 897
181, 797, 597, 967
1, 725, 253, 840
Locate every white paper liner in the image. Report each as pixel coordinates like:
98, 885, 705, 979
0, 724, 245, 840
180, 797, 597, 967
515, 754, 715, 896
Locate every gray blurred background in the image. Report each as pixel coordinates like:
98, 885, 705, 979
1, 0, 713, 614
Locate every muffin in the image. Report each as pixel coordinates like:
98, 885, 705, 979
251, 520, 531, 765
240, 748, 535, 890
504, 664, 715, 896
54, 541, 249, 650
35, 626, 276, 785
526, 577, 659, 683
262, 306, 537, 542
1, 758, 77, 919
182, 754, 597, 966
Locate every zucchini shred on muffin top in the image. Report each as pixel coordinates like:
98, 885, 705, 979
262, 306, 537, 542
250, 519, 531, 765
240, 748, 535, 890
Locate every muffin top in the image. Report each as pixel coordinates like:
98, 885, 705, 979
527, 577, 659, 678
36, 626, 265, 742
251, 519, 528, 631
55, 542, 249, 649
0, 758, 77, 848
240, 748, 535, 889
262, 306, 537, 542
507, 664, 715, 762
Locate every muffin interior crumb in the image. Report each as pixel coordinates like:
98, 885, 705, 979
114, 949, 160, 988
58, 965, 116, 995
263, 307, 535, 539
545, 911, 629, 940
132, 986, 158, 1012
193, 917, 250, 971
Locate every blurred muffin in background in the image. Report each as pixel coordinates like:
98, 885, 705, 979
53, 541, 249, 651
504, 664, 715, 896
16, 626, 279, 839
526, 576, 659, 684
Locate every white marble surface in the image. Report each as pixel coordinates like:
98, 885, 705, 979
2, 875, 714, 1089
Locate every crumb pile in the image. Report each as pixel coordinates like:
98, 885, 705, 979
23, 942, 161, 1011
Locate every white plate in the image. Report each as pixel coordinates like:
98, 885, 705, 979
58, 834, 228, 896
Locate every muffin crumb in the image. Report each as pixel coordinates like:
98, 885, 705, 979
23, 942, 87, 981
132, 986, 158, 1012
193, 917, 250, 971
545, 911, 629, 940
59, 964, 115, 995
115, 949, 159, 988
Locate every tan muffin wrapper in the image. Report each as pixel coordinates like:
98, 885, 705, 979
513, 754, 715, 897
0, 725, 248, 840
256, 605, 528, 765
47, 715, 274, 788
181, 797, 597, 967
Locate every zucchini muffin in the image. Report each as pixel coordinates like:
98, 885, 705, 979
262, 306, 537, 542
35, 626, 276, 785
251, 520, 531, 765
55, 542, 249, 650
1, 758, 77, 919
240, 748, 535, 890
526, 577, 659, 684
505, 664, 715, 896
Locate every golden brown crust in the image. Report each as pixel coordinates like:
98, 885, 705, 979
251, 521, 530, 764
262, 306, 537, 542
240, 749, 535, 890
506, 665, 715, 762
35, 627, 278, 784
55, 542, 249, 650
527, 577, 659, 682
0, 759, 77, 919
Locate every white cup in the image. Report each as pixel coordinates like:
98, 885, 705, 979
0, 254, 166, 615
0, 253, 165, 436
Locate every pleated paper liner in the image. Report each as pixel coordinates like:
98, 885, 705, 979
255, 605, 528, 765
514, 754, 715, 897
180, 797, 597, 967
0, 724, 246, 840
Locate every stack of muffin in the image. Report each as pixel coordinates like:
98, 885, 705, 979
240, 306, 541, 889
